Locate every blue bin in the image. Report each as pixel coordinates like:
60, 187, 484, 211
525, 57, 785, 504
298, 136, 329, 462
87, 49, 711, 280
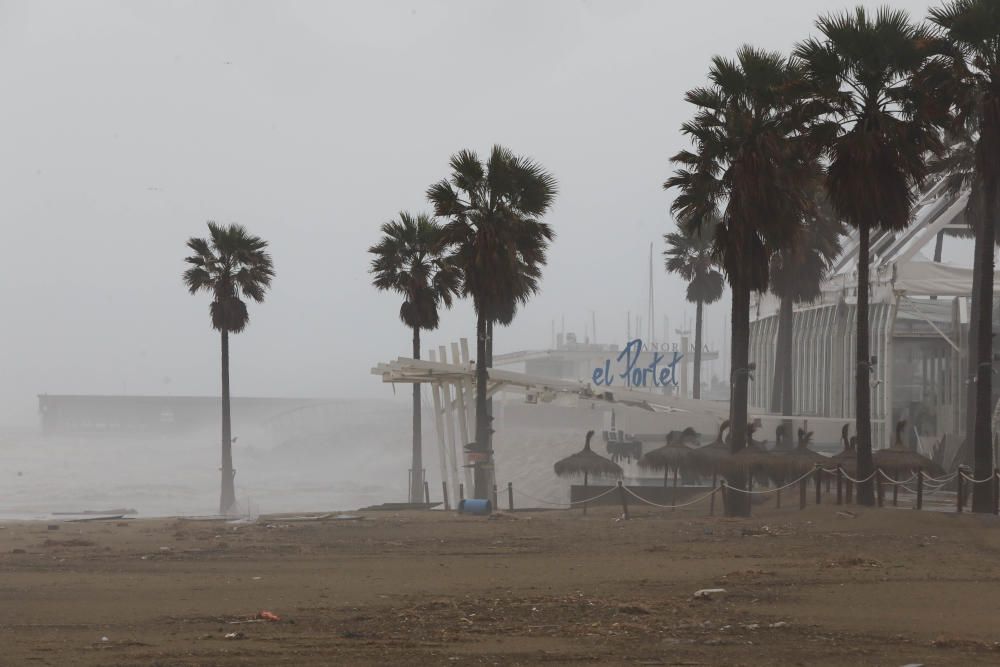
458, 498, 492, 515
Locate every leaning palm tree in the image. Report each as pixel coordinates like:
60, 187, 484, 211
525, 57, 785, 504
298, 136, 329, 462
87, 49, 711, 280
795, 7, 942, 505
428, 146, 558, 498
183, 222, 274, 514
664, 216, 725, 400
666, 46, 811, 516
768, 184, 845, 446
927, 0, 1000, 512
369, 212, 461, 504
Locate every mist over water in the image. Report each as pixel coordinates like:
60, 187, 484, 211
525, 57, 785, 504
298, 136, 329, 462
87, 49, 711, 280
0, 399, 413, 519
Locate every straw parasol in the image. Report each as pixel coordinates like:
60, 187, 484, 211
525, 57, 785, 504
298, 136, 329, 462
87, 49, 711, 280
639, 428, 699, 473
721, 423, 773, 489
873, 420, 944, 477
639, 428, 699, 504
768, 428, 827, 479
690, 420, 732, 477
829, 424, 858, 476
554, 430, 623, 487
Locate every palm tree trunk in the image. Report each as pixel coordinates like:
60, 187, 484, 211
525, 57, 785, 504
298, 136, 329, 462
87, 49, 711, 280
220, 329, 236, 515
780, 295, 794, 451
855, 222, 876, 506
410, 327, 424, 504
972, 189, 997, 513
962, 223, 982, 468
474, 312, 490, 498
728, 277, 751, 517
693, 300, 704, 400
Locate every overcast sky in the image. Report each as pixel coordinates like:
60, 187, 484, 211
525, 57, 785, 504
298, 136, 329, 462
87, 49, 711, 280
0, 0, 945, 422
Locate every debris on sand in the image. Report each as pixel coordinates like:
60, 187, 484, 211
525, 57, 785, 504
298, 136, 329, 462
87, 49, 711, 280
224, 632, 245, 640
693, 588, 727, 600
618, 604, 652, 615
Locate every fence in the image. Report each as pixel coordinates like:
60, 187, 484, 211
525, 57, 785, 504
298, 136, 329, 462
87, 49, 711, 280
438, 465, 1000, 517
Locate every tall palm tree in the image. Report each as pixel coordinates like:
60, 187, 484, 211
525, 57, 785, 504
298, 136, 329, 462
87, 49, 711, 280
369, 212, 461, 504
795, 7, 941, 505
663, 217, 725, 400
667, 46, 811, 516
183, 222, 274, 515
428, 146, 558, 498
768, 186, 845, 447
928, 0, 1000, 512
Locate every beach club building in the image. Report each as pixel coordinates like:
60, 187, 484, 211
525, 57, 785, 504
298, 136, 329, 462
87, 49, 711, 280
748, 177, 999, 465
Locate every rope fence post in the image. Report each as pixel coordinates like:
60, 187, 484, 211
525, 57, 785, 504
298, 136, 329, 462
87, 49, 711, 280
720, 479, 728, 516
424, 480, 430, 505
957, 473, 964, 513
799, 475, 807, 510
710, 473, 718, 516
814, 465, 821, 505
459, 483, 464, 503
442, 481, 450, 511
776, 485, 781, 509
836, 466, 843, 505
507, 482, 514, 512
916, 468, 923, 511
875, 470, 884, 508
892, 472, 899, 507
994, 469, 999, 516
846, 478, 853, 505
617, 480, 629, 520
492, 484, 498, 511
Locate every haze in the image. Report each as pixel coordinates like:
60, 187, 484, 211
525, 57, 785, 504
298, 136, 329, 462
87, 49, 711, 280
0, 0, 946, 426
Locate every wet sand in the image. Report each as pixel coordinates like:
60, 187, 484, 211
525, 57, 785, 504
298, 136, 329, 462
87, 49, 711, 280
2, 505, 1000, 665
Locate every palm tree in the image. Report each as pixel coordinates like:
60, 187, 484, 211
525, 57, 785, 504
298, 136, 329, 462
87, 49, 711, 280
663, 217, 725, 400
666, 46, 811, 516
928, 0, 1000, 512
768, 185, 845, 447
369, 212, 461, 504
427, 146, 558, 498
795, 7, 941, 505
183, 222, 274, 515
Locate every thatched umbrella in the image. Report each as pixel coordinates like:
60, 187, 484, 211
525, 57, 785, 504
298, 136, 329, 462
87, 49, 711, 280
690, 421, 732, 477
873, 420, 944, 477
554, 431, 623, 511
639, 428, 699, 505
721, 423, 772, 491
768, 428, 827, 480
830, 424, 858, 476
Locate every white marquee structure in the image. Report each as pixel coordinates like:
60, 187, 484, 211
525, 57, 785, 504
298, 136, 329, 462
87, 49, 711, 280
749, 176, 1000, 462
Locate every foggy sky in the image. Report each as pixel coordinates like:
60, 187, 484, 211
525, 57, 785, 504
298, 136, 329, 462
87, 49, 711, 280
0, 0, 945, 423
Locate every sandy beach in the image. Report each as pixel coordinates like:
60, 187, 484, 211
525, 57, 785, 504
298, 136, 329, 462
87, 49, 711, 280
2, 504, 1000, 666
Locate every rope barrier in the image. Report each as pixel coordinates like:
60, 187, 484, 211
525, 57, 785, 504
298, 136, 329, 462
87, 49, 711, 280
723, 469, 815, 495
923, 472, 958, 483
622, 485, 719, 510
876, 470, 918, 485
513, 485, 620, 508
840, 470, 877, 484
959, 471, 996, 485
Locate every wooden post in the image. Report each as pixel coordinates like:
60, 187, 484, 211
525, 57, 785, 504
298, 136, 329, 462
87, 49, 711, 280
710, 472, 718, 516
957, 473, 964, 513
799, 475, 807, 510
672, 467, 678, 510
892, 472, 899, 507
663, 468, 668, 488
719, 479, 728, 516
916, 468, 923, 510
424, 480, 430, 505
459, 483, 465, 502
836, 466, 843, 505
507, 481, 514, 512
617, 480, 629, 520
776, 487, 781, 509
876, 470, 884, 508
442, 481, 450, 511
994, 469, 999, 516
814, 465, 821, 505
492, 484, 498, 511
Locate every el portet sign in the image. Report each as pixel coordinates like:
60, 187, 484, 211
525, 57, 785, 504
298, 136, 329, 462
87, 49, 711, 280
592, 338, 684, 388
